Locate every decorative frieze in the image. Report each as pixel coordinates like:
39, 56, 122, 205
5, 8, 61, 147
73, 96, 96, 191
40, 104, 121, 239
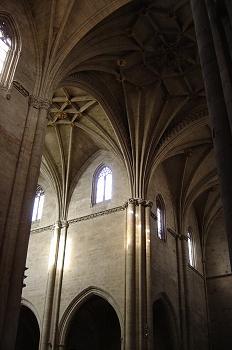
69, 205, 126, 225
29, 94, 51, 111
127, 198, 153, 207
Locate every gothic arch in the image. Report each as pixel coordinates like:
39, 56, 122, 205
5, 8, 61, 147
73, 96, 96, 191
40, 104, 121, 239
58, 286, 123, 348
14, 304, 40, 350
153, 292, 180, 350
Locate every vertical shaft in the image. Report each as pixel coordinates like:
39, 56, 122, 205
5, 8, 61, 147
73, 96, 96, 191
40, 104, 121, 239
125, 199, 136, 349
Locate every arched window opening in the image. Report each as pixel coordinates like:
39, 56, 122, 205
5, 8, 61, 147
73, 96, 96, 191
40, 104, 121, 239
187, 228, 194, 267
156, 195, 165, 241
95, 166, 112, 204
32, 185, 45, 222
0, 14, 21, 90
0, 21, 11, 74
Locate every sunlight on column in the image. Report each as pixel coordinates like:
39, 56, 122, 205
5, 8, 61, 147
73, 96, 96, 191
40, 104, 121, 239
48, 236, 56, 268
64, 237, 71, 270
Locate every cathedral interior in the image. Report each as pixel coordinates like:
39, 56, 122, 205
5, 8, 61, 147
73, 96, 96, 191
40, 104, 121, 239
1, 0, 232, 349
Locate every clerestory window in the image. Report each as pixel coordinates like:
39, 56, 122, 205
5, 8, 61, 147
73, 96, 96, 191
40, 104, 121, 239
156, 194, 165, 241
0, 21, 11, 74
0, 14, 21, 90
32, 185, 45, 222
187, 227, 195, 267
93, 166, 112, 204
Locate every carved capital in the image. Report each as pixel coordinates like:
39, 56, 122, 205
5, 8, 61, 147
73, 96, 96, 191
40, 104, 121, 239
61, 220, 69, 228
29, 94, 51, 111
54, 221, 62, 229
128, 198, 138, 205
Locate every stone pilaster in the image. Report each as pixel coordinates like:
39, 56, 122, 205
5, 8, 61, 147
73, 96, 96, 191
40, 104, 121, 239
51, 220, 69, 350
125, 198, 153, 350
40, 220, 62, 350
0, 95, 50, 350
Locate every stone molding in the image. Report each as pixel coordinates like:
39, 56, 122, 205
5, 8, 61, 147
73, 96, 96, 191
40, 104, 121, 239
150, 210, 157, 220
180, 234, 188, 241
30, 205, 126, 234
188, 264, 204, 280
13, 81, 29, 97
167, 228, 178, 238
69, 205, 126, 225
29, 94, 51, 111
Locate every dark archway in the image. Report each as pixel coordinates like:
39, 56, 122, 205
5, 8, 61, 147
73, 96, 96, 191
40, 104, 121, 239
153, 297, 178, 350
14, 305, 40, 350
66, 295, 121, 350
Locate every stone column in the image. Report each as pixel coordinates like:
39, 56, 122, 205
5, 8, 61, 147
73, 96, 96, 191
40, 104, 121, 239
125, 198, 136, 350
180, 234, 192, 350
136, 200, 145, 348
176, 234, 188, 350
40, 221, 62, 350
125, 198, 153, 350
144, 201, 153, 350
51, 220, 69, 350
0, 95, 50, 350
190, 0, 232, 268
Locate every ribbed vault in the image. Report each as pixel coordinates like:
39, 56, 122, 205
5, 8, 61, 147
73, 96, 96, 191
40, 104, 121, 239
40, 0, 222, 249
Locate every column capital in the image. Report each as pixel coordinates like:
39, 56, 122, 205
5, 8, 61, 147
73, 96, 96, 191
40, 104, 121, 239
128, 198, 138, 205
61, 220, 69, 228
29, 94, 51, 111
127, 198, 153, 207
54, 221, 62, 229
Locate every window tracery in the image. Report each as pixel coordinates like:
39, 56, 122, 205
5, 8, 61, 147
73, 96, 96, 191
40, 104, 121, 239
93, 166, 112, 204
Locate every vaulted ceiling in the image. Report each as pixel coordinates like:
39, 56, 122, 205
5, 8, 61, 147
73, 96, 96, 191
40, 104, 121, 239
31, 0, 222, 252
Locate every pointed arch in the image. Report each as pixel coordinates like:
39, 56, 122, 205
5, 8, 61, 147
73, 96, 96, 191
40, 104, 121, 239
58, 286, 123, 347
153, 292, 180, 350
92, 164, 112, 205
14, 304, 40, 350
0, 12, 21, 91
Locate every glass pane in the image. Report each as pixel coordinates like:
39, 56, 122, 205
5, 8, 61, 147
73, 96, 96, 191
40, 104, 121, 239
188, 233, 194, 266
32, 196, 39, 221
105, 173, 112, 200
37, 194, 44, 220
96, 176, 104, 203
157, 207, 162, 239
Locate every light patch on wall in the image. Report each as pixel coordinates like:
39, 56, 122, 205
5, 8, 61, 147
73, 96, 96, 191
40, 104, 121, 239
48, 236, 56, 268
